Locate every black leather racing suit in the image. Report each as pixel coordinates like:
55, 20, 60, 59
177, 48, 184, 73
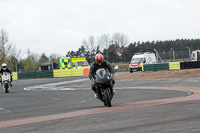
89, 60, 115, 93
0, 67, 13, 84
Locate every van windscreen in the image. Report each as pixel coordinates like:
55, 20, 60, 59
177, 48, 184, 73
130, 58, 143, 63
77, 61, 89, 66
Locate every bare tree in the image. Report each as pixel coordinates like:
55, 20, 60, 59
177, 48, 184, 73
82, 39, 89, 50
98, 34, 110, 50
97, 34, 111, 60
112, 33, 129, 47
112, 33, 129, 62
89, 36, 95, 51
82, 36, 96, 53
81, 33, 129, 63
82, 36, 97, 62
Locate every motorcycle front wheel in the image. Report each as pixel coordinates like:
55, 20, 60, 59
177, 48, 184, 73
4, 83, 9, 93
103, 89, 111, 107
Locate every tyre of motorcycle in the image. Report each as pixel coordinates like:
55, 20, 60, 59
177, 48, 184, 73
95, 86, 101, 99
109, 82, 114, 100
4, 83, 9, 93
103, 88, 112, 107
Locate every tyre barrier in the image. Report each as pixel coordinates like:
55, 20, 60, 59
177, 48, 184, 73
13, 68, 90, 80
180, 61, 200, 69
143, 61, 200, 72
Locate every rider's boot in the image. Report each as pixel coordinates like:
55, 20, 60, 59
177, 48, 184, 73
110, 80, 117, 95
91, 87, 97, 98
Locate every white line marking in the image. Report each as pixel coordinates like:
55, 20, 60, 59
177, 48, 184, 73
24, 87, 76, 91
78, 100, 87, 103
24, 78, 87, 91
59, 88, 76, 90
0, 108, 10, 114
52, 98, 61, 101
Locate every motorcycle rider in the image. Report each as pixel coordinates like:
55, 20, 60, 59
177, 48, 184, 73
89, 53, 116, 97
0, 63, 13, 86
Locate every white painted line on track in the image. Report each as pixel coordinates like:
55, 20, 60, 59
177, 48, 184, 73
0, 108, 10, 114
59, 88, 76, 90
24, 87, 76, 91
52, 98, 61, 101
24, 78, 87, 91
78, 100, 87, 103
78, 97, 93, 104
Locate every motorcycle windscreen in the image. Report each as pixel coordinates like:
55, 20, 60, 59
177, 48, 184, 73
2, 73, 10, 80
95, 68, 111, 84
3, 72, 9, 76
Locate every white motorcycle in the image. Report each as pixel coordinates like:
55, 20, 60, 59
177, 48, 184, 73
1, 72, 12, 93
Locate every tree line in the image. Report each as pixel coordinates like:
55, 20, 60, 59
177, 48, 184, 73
67, 33, 200, 64
1, 29, 200, 72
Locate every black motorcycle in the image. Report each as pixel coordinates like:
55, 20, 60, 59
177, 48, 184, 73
94, 68, 114, 107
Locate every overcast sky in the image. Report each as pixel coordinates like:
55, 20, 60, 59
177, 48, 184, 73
0, 0, 200, 58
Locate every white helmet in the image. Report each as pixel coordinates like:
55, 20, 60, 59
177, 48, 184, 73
2, 63, 7, 70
